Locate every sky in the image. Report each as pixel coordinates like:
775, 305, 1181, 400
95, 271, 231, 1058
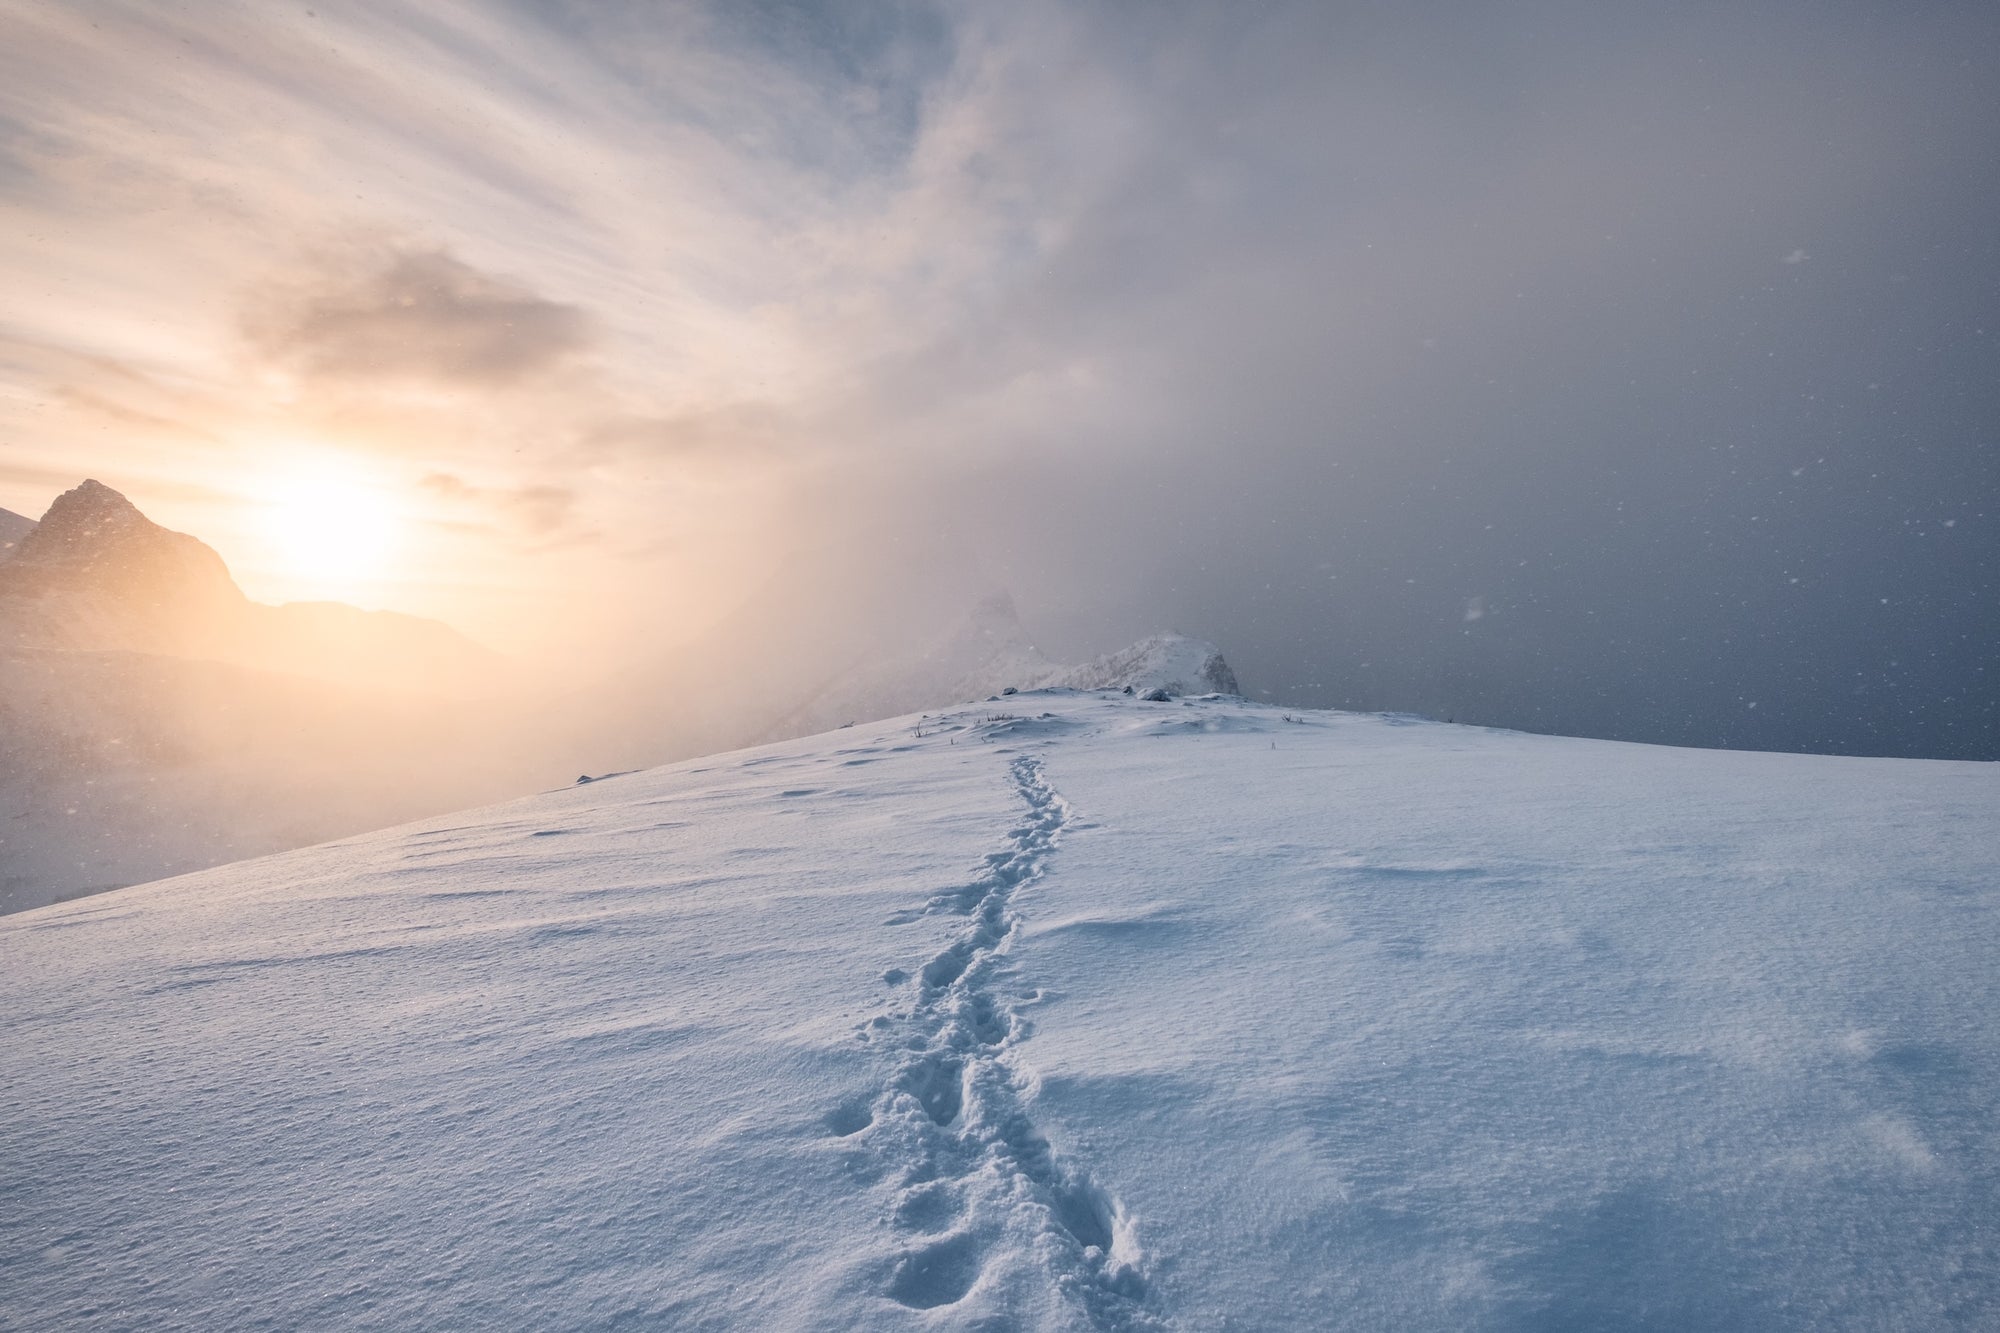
1, 0, 1994, 758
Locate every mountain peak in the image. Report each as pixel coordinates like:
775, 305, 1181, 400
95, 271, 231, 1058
2, 478, 240, 612
968, 589, 1021, 625
70, 478, 126, 502
20, 479, 146, 557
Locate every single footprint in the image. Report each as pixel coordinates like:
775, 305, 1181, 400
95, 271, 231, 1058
963, 993, 1010, 1045
892, 1180, 964, 1234
824, 1098, 874, 1137
886, 1232, 983, 1309
923, 945, 973, 991
898, 1054, 964, 1126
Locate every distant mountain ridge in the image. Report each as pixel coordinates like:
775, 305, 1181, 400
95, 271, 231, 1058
1, 480, 247, 658
6, 479, 232, 592
0, 480, 524, 915
0, 481, 1245, 914
0, 479, 497, 693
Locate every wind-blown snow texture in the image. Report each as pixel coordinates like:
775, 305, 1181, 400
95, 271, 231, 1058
2, 691, 1996, 1329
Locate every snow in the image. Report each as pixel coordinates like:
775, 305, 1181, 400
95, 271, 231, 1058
2, 691, 1996, 1329
1039, 633, 1239, 697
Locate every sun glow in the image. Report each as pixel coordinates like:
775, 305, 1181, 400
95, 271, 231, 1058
253, 457, 404, 597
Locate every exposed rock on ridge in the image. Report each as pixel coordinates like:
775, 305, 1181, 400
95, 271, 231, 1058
1041, 632, 1240, 696
1, 480, 244, 634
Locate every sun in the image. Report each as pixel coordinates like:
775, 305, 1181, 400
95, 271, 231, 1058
253, 457, 403, 597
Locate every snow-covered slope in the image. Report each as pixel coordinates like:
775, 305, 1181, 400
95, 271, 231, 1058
3, 692, 1996, 1329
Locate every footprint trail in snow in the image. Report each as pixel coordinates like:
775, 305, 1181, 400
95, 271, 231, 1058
849, 749, 1154, 1326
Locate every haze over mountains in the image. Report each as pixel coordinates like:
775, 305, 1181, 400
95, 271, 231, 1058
598, 576, 1240, 774
0, 481, 530, 913
0, 481, 1240, 913
0, 480, 498, 691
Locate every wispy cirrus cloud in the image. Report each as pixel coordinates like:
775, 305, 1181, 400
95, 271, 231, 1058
418, 469, 586, 541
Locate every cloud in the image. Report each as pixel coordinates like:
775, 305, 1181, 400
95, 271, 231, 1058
418, 472, 586, 540
580, 404, 795, 462
245, 249, 593, 387
1, 0, 1993, 757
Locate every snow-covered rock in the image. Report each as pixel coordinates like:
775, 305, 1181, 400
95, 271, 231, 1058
755, 614, 1238, 742
4, 690, 1993, 1329
1041, 632, 1240, 696
705, 590, 1241, 753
